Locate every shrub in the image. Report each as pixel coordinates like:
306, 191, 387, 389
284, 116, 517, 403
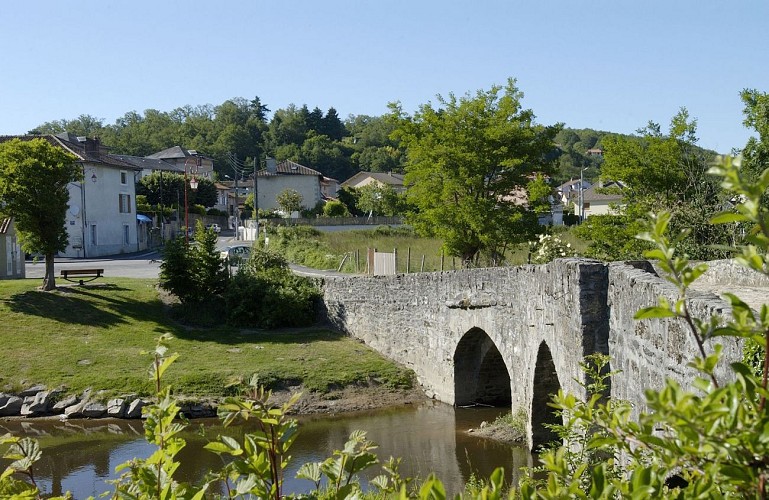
323, 200, 351, 217
225, 249, 321, 328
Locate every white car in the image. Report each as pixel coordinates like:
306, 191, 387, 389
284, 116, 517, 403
206, 223, 221, 234
220, 245, 251, 265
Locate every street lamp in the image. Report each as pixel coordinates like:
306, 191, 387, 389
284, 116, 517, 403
184, 157, 200, 245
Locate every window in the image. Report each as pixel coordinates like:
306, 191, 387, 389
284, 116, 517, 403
91, 224, 97, 246
119, 194, 131, 213
124, 225, 130, 245
120, 171, 127, 184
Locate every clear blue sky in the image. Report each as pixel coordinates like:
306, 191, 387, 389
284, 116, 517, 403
1, 1, 767, 153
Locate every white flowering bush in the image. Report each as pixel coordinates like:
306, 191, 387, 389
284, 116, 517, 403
528, 233, 576, 264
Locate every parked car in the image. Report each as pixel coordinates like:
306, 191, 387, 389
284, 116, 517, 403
206, 223, 221, 234
220, 245, 251, 266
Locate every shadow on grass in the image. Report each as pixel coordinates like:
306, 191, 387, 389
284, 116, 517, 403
4, 284, 168, 328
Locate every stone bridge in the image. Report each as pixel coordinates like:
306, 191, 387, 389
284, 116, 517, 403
320, 258, 760, 449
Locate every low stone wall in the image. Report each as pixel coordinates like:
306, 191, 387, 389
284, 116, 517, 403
0, 387, 216, 420
607, 262, 743, 419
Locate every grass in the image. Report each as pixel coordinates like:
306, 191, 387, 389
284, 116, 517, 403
0, 278, 414, 400
266, 224, 591, 272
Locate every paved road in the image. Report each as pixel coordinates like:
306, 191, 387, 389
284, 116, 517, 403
25, 236, 348, 281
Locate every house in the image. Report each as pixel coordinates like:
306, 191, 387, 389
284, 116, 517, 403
145, 146, 214, 180
320, 176, 340, 199
252, 157, 323, 212
341, 171, 406, 194
577, 181, 625, 219
0, 133, 143, 258
0, 218, 24, 279
556, 179, 592, 207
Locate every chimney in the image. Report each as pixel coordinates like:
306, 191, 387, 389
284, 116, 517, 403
266, 157, 277, 174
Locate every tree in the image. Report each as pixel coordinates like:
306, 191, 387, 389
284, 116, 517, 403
581, 109, 731, 261
276, 188, 303, 217
389, 78, 561, 264
0, 138, 81, 290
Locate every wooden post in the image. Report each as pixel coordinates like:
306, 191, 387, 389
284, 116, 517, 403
440, 250, 444, 272
420, 255, 425, 272
393, 247, 397, 275
406, 247, 411, 274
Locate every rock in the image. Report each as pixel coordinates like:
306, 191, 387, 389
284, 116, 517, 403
107, 399, 126, 418
18, 384, 47, 397
21, 391, 52, 417
52, 395, 79, 414
479, 420, 488, 428
0, 395, 23, 416
125, 399, 146, 419
81, 402, 107, 418
180, 402, 216, 419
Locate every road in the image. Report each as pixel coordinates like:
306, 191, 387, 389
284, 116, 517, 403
25, 234, 348, 281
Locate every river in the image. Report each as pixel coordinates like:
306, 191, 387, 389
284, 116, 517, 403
0, 401, 533, 498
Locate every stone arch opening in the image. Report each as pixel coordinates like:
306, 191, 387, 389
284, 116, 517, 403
531, 341, 562, 449
453, 328, 511, 406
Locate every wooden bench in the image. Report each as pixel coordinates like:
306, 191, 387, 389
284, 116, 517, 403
60, 268, 104, 285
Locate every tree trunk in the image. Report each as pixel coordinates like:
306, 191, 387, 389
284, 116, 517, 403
42, 251, 56, 291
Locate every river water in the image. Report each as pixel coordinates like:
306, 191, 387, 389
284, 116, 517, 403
0, 401, 533, 498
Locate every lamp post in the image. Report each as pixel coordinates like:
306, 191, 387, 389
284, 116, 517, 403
184, 157, 200, 245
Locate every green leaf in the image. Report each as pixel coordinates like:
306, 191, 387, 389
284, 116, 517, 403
634, 306, 675, 320
710, 212, 750, 224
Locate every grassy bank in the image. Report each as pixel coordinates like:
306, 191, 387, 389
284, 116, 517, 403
0, 278, 414, 400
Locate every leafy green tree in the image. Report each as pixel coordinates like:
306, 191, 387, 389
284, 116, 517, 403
336, 186, 363, 216
138, 172, 217, 209
0, 138, 81, 290
357, 183, 402, 217
739, 88, 769, 198
276, 188, 303, 217
390, 78, 561, 265
581, 109, 731, 261
29, 114, 105, 137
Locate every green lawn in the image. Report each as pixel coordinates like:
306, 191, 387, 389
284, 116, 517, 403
0, 278, 413, 400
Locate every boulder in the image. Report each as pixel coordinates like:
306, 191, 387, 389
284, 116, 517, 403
21, 391, 52, 417
107, 399, 126, 418
125, 399, 146, 419
81, 402, 107, 418
52, 395, 79, 414
0, 395, 23, 416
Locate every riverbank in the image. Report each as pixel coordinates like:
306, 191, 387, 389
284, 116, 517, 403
0, 278, 419, 414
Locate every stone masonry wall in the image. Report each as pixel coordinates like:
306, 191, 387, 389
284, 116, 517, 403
320, 258, 610, 448
607, 262, 742, 418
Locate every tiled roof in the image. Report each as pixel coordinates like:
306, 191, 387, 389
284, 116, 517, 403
111, 154, 183, 173
341, 171, 405, 187
258, 159, 322, 177
582, 181, 624, 202
0, 134, 138, 170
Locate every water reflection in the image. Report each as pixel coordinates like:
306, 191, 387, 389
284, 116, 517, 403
1, 401, 532, 498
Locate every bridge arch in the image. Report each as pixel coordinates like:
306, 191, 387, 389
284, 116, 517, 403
530, 341, 562, 448
453, 327, 511, 407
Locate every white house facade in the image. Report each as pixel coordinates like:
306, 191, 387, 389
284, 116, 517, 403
255, 158, 323, 212
0, 218, 24, 279
51, 134, 143, 257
